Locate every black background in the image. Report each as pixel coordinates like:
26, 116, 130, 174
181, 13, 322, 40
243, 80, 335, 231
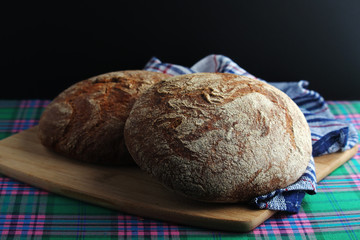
2, 1, 360, 100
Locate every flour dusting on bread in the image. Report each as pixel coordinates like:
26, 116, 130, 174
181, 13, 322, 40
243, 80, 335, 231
124, 73, 312, 202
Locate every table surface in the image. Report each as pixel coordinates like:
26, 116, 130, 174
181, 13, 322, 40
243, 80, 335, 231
0, 100, 359, 239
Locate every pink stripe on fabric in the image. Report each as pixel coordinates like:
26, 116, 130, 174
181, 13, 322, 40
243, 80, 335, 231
0, 177, 49, 195
232, 65, 250, 76
29, 214, 45, 236
1, 214, 45, 236
335, 114, 360, 119
334, 114, 360, 129
320, 179, 360, 185
137, 217, 144, 236
15, 215, 25, 236
2, 215, 11, 236
11, 121, 39, 133
19, 100, 50, 108
162, 64, 172, 75
213, 55, 218, 72
328, 101, 352, 105
253, 213, 314, 235
12, 120, 38, 123
22, 190, 48, 195
348, 174, 360, 191
285, 213, 314, 234
167, 224, 180, 236
270, 220, 282, 234
309, 123, 349, 128
149, 222, 158, 236
147, 65, 175, 76
37, 215, 45, 236
117, 215, 180, 236
118, 215, 132, 236
311, 107, 330, 115
0, 189, 48, 195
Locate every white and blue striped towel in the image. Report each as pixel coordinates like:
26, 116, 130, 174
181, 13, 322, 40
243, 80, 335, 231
144, 54, 358, 213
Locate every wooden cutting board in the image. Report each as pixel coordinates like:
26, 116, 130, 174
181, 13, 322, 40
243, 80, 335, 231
0, 126, 357, 232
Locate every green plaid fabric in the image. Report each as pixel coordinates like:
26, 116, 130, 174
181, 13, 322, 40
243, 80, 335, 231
0, 100, 359, 239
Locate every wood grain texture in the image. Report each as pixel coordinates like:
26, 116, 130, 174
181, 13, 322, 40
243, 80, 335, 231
0, 126, 357, 232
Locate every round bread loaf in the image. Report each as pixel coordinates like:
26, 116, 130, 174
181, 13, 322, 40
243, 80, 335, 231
38, 70, 170, 165
124, 73, 312, 202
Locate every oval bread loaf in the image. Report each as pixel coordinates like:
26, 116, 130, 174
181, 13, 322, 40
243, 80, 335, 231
38, 70, 170, 165
124, 73, 312, 202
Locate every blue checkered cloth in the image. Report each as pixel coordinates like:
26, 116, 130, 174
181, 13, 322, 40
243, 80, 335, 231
144, 54, 358, 213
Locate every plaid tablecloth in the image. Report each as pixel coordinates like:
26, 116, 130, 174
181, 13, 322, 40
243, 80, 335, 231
0, 99, 359, 239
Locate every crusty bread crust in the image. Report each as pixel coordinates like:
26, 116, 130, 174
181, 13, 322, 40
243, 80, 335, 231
124, 73, 312, 202
38, 70, 170, 165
